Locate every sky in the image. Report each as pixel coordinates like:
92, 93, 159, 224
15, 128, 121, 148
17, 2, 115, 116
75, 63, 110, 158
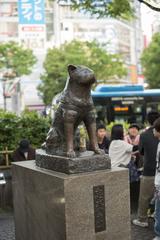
141, 3, 160, 42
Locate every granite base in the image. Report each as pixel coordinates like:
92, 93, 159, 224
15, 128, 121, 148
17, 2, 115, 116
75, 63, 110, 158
12, 160, 131, 240
36, 149, 111, 174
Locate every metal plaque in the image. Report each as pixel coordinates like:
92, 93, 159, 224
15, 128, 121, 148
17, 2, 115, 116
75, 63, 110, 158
93, 185, 106, 233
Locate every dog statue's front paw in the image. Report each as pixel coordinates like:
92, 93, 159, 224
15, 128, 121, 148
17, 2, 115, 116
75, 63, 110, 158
41, 142, 46, 149
67, 150, 76, 158
94, 148, 105, 155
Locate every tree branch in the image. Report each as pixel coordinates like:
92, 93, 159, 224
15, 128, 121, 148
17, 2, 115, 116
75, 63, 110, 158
137, 0, 160, 11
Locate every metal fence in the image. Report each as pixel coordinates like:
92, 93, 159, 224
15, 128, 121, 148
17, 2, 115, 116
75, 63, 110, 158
0, 147, 13, 169
0, 148, 13, 208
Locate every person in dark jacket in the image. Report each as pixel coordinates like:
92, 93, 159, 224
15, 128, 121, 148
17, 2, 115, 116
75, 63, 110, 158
12, 139, 36, 162
96, 124, 110, 154
133, 111, 160, 227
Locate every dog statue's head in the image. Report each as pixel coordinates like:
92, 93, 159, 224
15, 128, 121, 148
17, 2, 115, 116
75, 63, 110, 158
68, 65, 96, 85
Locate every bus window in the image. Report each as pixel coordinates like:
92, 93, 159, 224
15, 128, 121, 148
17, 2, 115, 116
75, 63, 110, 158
94, 105, 107, 125
92, 84, 160, 124
113, 104, 144, 124
146, 102, 160, 113
113, 105, 130, 122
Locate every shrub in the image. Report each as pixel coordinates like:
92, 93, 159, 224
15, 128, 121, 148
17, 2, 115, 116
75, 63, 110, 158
0, 109, 50, 150
0, 110, 20, 150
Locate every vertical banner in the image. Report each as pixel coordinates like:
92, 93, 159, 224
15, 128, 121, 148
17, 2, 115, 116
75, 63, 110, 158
18, 0, 46, 51
18, 0, 45, 25
129, 65, 138, 84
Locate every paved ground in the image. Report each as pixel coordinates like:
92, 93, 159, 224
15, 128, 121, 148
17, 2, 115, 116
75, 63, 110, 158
0, 211, 155, 240
0, 212, 15, 240
131, 214, 155, 240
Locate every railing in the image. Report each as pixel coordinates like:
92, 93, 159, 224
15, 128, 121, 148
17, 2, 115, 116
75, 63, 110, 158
0, 147, 13, 169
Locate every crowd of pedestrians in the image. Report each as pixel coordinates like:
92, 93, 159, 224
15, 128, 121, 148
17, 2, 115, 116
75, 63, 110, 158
95, 110, 160, 240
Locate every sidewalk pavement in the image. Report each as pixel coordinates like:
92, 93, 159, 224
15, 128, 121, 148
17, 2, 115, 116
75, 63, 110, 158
0, 212, 15, 240
0, 211, 155, 240
131, 214, 155, 240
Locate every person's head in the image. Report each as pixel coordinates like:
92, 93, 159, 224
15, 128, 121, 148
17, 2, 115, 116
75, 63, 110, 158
111, 124, 124, 141
19, 139, 30, 153
153, 117, 160, 139
128, 123, 140, 138
147, 111, 160, 126
96, 124, 107, 140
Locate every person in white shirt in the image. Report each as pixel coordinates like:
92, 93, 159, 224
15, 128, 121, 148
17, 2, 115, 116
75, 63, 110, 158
109, 124, 133, 167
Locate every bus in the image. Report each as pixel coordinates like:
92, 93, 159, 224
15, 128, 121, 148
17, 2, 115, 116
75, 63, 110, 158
91, 84, 160, 125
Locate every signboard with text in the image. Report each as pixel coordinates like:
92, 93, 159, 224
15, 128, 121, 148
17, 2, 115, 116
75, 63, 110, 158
18, 0, 46, 50
18, 0, 45, 25
18, 25, 46, 50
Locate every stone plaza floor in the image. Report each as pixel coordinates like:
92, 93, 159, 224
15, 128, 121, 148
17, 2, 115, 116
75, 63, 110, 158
0, 211, 155, 240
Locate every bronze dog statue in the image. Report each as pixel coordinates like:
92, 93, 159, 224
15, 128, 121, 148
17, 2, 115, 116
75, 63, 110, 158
43, 64, 102, 158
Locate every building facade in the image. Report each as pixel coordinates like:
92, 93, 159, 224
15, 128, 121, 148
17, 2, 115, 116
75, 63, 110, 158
0, 0, 18, 42
55, 0, 143, 83
0, 0, 144, 111
0, 0, 52, 113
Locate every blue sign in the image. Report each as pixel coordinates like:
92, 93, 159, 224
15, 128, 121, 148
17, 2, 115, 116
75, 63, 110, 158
18, 0, 45, 24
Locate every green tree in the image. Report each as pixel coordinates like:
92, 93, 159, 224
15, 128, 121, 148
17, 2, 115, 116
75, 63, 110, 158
71, 0, 134, 19
0, 41, 37, 77
141, 33, 160, 88
0, 109, 50, 151
38, 40, 127, 105
0, 109, 20, 150
69, 0, 160, 17
19, 110, 51, 148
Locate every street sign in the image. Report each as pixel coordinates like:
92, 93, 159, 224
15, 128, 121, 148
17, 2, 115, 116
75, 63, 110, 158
3, 78, 20, 98
18, 24, 46, 50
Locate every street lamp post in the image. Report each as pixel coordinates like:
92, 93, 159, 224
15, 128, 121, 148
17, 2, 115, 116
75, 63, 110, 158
2, 78, 7, 110
0, 71, 7, 110
1, 71, 17, 111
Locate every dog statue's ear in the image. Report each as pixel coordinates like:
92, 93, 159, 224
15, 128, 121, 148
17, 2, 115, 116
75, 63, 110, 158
68, 65, 77, 74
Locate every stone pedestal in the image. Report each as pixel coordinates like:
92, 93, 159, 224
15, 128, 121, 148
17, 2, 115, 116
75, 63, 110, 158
12, 161, 131, 240
36, 149, 111, 174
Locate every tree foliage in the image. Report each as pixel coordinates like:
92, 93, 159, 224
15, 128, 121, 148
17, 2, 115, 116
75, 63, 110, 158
0, 41, 37, 77
61, 0, 160, 18
70, 0, 134, 19
19, 110, 50, 148
38, 40, 127, 105
0, 110, 20, 151
0, 109, 50, 151
141, 33, 160, 88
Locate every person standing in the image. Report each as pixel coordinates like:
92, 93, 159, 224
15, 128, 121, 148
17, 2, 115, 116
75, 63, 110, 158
133, 111, 160, 227
125, 124, 142, 211
109, 124, 133, 167
125, 123, 141, 168
12, 139, 36, 162
124, 123, 140, 146
152, 117, 160, 240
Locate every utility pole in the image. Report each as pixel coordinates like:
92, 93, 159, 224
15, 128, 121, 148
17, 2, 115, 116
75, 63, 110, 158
53, 1, 61, 47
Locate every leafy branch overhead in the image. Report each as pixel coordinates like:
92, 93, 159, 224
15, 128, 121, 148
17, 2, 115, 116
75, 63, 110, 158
56, 0, 160, 19
38, 40, 127, 105
70, 0, 134, 19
